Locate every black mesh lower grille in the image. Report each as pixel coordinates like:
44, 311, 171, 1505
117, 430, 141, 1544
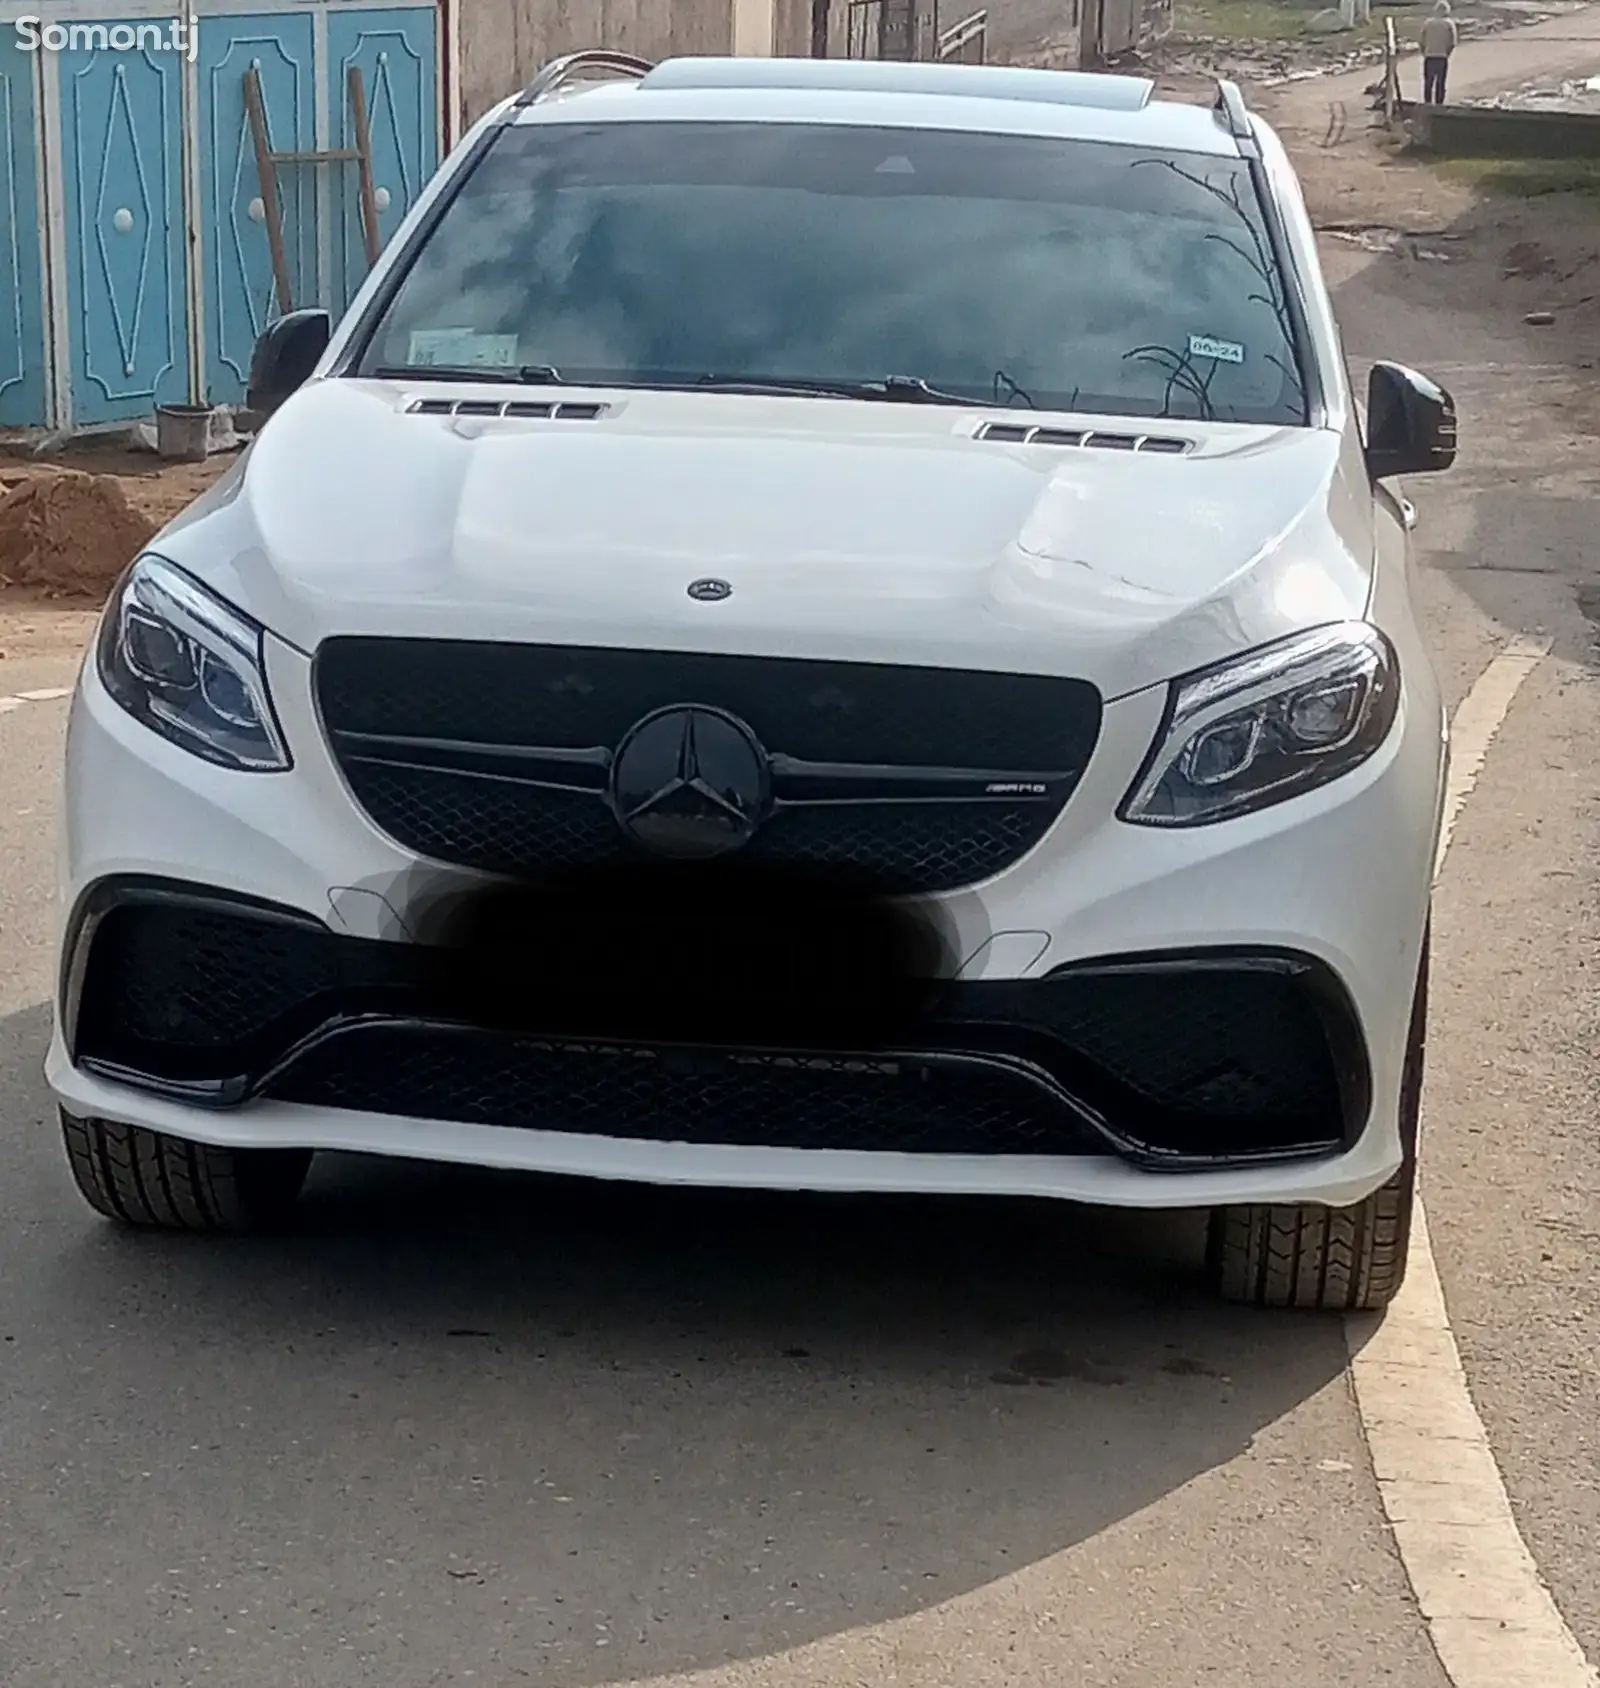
269, 1029, 1102, 1156
68, 884, 1363, 1166
959, 970, 1344, 1132
79, 901, 346, 1051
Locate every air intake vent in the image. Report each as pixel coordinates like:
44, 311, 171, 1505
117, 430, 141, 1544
405, 398, 610, 421
975, 422, 1193, 456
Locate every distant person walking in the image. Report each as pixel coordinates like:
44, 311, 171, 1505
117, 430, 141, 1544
1420, 0, 1459, 105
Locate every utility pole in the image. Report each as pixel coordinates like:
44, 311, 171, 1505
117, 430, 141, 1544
811, 0, 830, 55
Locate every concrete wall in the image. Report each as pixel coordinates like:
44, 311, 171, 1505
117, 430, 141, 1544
772, 0, 850, 56
1411, 104, 1600, 159
458, 0, 818, 122
460, 0, 754, 123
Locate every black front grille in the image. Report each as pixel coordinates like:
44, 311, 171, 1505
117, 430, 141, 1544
315, 639, 1102, 893
343, 765, 622, 874
269, 1028, 1103, 1157
316, 639, 1097, 769
78, 900, 346, 1052
68, 883, 1365, 1167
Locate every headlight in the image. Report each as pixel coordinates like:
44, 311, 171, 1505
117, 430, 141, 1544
96, 555, 291, 771
1121, 622, 1399, 827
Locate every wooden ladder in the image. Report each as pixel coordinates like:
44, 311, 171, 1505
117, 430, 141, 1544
243, 64, 384, 315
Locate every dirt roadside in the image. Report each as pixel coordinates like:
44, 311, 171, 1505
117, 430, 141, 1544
0, 444, 229, 667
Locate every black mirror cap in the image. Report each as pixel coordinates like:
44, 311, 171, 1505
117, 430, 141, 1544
246, 310, 332, 417
1366, 360, 1458, 482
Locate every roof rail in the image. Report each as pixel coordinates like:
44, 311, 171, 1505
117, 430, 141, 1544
514, 50, 654, 109
1212, 78, 1257, 152
639, 58, 1154, 110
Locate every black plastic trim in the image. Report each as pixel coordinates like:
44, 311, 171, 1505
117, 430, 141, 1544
60, 874, 334, 1063
328, 726, 1080, 810
1039, 946, 1372, 1161
1245, 153, 1327, 430
64, 878, 1370, 1172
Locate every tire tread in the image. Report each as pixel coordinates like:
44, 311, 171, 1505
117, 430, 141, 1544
60, 1111, 309, 1233
1207, 934, 1428, 1313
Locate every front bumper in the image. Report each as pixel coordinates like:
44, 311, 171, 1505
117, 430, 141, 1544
47, 632, 1443, 1211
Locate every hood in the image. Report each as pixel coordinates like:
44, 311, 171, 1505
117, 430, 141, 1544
157, 378, 1374, 700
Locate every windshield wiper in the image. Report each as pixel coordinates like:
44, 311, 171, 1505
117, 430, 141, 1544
692, 373, 974, 406
372, 363, 565, 385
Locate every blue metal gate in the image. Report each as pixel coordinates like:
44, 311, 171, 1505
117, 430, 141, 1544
0, 31, 48, 427
0, 0, 444, 428
196, 13, 319, 404
56, 34, 192, 424
327, 7, 438, 317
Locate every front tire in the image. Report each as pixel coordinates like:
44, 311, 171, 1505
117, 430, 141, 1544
1206, 938, 1428, 1312
61, 1110, 312, 1233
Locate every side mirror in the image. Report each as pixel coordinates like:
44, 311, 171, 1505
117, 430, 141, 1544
1366, 362, 1457, 482
247, 309, 332, 417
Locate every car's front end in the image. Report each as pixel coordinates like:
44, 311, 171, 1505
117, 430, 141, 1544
46, 58, 1456, 1305
47, 395, 1443, 1217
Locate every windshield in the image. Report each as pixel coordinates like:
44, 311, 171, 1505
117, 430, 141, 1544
357, 120, 1310, 426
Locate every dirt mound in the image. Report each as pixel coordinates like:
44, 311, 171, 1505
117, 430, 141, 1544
0, 470, 157, 599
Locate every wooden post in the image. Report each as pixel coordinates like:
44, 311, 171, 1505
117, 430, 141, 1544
348, 66, 384, 270
243, 66, 295, 316
812, 0, 831, 55
1079, 0, 1104, 69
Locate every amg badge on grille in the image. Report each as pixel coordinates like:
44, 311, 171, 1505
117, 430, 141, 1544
686, 578, 732, 602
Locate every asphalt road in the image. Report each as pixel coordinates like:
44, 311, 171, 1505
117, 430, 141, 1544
4, 85, 1600, 1688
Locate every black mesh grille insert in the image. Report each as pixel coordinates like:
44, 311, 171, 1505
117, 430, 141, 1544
268, 1028, 1103, 1157
314, 639, 1102, 893
79, 901, 346, 1052
746, 803, 1053, 884
317, 639, 1099, 768
343, 766, 624, 875
69, 888, 1361, 1167
963, 970, 1342, 1127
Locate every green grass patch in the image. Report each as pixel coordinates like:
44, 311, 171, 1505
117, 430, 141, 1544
1435, 155, 1600, 202
1176, 0, 1385, 42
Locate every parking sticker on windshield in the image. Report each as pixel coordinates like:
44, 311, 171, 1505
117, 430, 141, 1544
407, 329, 520, 368
1188, 334, 1246, 366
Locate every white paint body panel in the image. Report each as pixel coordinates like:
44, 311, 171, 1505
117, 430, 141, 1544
165, 391, 1369, 700
47, 73, 1448, 1211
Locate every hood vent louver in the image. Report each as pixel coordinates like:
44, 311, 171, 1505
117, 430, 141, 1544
406, 398, 610, 421
976, 421, 1193, 456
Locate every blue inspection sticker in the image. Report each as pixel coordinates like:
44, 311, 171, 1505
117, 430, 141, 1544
1188, 334, 1247, 366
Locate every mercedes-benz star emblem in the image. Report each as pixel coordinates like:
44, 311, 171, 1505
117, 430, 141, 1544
686, 578, 732, 602
609, 706, 768, 860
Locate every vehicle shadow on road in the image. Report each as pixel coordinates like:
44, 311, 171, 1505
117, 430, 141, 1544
0, 1002, 1354, 1685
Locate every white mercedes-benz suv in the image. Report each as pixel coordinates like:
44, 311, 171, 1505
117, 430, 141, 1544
49, 55, 1457, 1309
